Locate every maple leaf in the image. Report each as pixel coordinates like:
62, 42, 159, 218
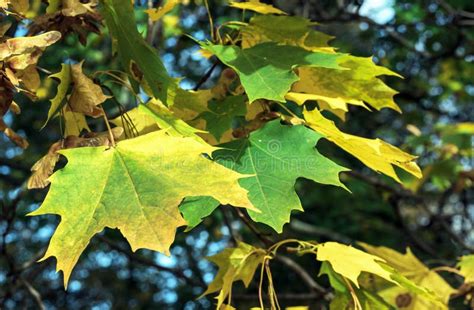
304, 108, 422, 183
111, 107, 159, 136
292, 55, 403, 118
229, 0, 287, 15
68, 61, 109, 117
204, 242, 266, 308
316, 242, 395, 288
240, 15, 334, 51
202, 42, 344, 103
29, 131, 257, 286
458, 255, 474, 284
213, 120, 348, 232
0, 31, 61, 60
360, 243, 454, 309
145, 0, 179, 21
101, 0, 176, 104
43, 64, 71, 126
320, 262, 396, 310
62, 109, 90, 137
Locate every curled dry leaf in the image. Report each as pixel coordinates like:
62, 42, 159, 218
0, 31, 61, 60
0, 71, 28, 148
68, 61, 109, 117
30, 1, 101, 46
28, 142, 62, 189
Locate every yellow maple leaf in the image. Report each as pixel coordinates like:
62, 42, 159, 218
229, 0, 287, 15
360, 243, 455, 309
304, 108, 422, 183
204, 242, 266, 308
316, 242, 394, 288
145, 0, 179, 21
292, 55, 403, 114
29, 131, 257, 286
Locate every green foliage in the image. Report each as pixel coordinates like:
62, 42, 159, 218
203, 42, 344, 102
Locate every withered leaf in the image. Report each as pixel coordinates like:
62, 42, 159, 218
69, 61, 109, 117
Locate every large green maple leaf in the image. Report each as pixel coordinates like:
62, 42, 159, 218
30, 131, 256, 286
202, 42, 344, 102
213, 120, 348, 232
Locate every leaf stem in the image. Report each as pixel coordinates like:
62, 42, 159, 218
101, 107, 116, 147
203, 0, 215, 41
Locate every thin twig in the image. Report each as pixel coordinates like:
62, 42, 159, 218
274, 255, 330, 298
193, 60, 219, 91
19, 277, 45, 310
233, 208, 273, 247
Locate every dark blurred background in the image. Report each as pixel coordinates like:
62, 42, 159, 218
1, 0, 473, 309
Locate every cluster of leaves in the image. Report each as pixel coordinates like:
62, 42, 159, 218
1, 0, 473, 308
206, 240, 474, 310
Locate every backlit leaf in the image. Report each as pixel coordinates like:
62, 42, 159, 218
204, 242, 266, 308
29, 131, 257, 286
458, 255, 474, 283
240, 15, 334, 51
202, 42, 344, 102
304, 108, 422, 183
360, 243, 455, 309
199, 95, 247, 142
214, 120, 347, 232
179, 196, 219, 230
293, 56, 402, 114
229, 0, 287, 15
69, 61, 109, 118
316, 242, 394, 288
146, 0, 179, 21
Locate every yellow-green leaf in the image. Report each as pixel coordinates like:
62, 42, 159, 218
229, 0, 287, 15
43, 64, 71, 127
360, 243, 455, 309
29, 131, 256, 286
204, 242, 266, 308
316, 242, 394, 288
458, 255, 474, 284
202, 42, 344, 103
292, 55, 402, 114
240, 15, 334, 51
138, 99, 205, 141
304, 108, 422, 183
145, 0, 179, 21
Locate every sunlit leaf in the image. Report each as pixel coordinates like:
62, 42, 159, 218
229, 0, 287, 15
30, 131, 257, 286
304, 108, 422, 183
202, 42, 344, 102
214, 120, 347, 232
